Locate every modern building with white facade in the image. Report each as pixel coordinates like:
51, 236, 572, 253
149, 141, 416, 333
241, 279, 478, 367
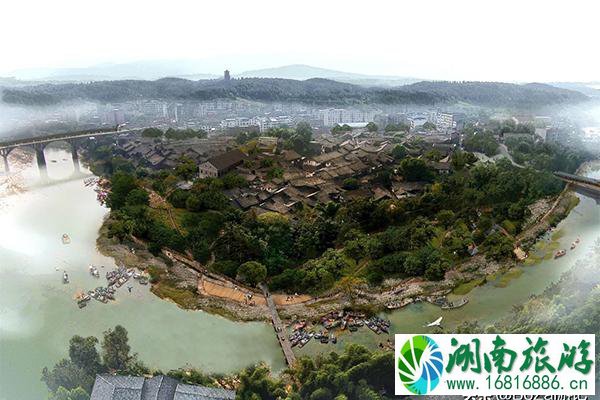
320, 108, 376, 127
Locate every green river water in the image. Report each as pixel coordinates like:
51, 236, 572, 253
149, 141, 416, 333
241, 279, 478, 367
0, 148, 598, 399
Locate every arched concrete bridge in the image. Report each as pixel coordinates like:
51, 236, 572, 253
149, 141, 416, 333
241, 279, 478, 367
553, 171, 600, 202
0, 125, 137, 178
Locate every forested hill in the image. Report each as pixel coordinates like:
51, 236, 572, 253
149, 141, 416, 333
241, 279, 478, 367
402, 81, 588, 108
1, 77, 588, 108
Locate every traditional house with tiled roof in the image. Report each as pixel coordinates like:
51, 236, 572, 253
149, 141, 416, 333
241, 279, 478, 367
90, 374, 235, 400
198, 149, 246, 178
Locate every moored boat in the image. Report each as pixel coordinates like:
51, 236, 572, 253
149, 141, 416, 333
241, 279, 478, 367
442, 297, 469, 310
554, 249, 566, 258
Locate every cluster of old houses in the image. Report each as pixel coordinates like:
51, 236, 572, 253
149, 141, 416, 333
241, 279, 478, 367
117, 135, 237, 169
195, 134, 455, 216
114, 129, 457, 216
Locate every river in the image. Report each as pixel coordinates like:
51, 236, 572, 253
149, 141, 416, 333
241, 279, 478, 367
0, 148, 598, 400
0, 148, 285, 400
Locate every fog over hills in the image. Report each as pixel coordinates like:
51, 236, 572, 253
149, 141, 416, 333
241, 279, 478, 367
1, 76, 588, 110
6, 61, 419, 87
5, 61, 599, 96
238, 64, 420, 86
6, 60, 221, 82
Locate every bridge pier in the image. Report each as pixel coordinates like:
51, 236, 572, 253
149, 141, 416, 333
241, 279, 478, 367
69, 140, 80, 172
34, 143, 48, 180
0, 148, 10, 174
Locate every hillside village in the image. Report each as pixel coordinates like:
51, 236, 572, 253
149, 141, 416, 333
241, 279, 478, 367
111, 127, 457, 216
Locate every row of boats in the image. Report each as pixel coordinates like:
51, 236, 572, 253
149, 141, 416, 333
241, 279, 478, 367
321, 311, 367, 332
85, 177, 110, 205
290, 313, 392, 348
386, 295, 469, 310
290, 330, 337, 348
554, 237, 580, 259
77, 286, 117, 308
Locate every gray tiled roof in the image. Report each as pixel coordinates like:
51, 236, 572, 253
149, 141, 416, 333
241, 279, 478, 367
142, 375, 179, 400
174, 384, 236, 400
206, 149, 246, 171
90, 375, 235, 400
91, 375, 144, 400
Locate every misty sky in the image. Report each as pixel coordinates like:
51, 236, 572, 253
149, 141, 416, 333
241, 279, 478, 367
2, 0, 599, 82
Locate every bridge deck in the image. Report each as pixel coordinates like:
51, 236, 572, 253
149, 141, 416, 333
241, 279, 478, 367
0, 128, 136, 150
554, 171, 600, 187
259, 283, 296, 367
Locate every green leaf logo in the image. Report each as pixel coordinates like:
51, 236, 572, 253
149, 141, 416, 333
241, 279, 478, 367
397, 335, 444, 394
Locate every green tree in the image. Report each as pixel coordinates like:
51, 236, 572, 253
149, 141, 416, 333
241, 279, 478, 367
422, 121, 437, 131
101, 325, 131, 371
482, 232, 514, 261
260, 158, 275, 168
68, 335, 103, 376
399, 158, 434, 181
331, 124, 353, 135
125, 188, 149, 207
48, 387, 89, 400
391, 144, 408, 160
342, 178, 359, 190
385, 122, 410, 133
107, 172, 137, 210
286, 122, 314, 155
237, 364, 286, 400
236, 261, 267, 286
175, 156, 197, 180
141, 127, 163, 138
463, 132, 499, 156
451, 151, 478, 170
210, 260, 239, 278
41, 360, 93, 393
366, 122, 378, 132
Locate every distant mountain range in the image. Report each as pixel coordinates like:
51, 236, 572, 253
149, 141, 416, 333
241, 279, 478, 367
4, 61, 599, 96
549, 82, 600, 97
6, 60, 220, 82
237, 64, 420, 86
1, 76, 588, 109
5, 61, 419, 86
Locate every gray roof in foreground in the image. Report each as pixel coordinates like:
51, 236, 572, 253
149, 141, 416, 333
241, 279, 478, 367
90, 375, 235, 400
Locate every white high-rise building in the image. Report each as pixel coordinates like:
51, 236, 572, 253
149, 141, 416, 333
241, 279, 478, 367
435, 113, 454, 130
320, 108, 375, 127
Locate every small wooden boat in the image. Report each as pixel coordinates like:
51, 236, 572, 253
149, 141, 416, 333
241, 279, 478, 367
554, 249, 566, 258
62, 272, 69, 284
442, 297, 469, 310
